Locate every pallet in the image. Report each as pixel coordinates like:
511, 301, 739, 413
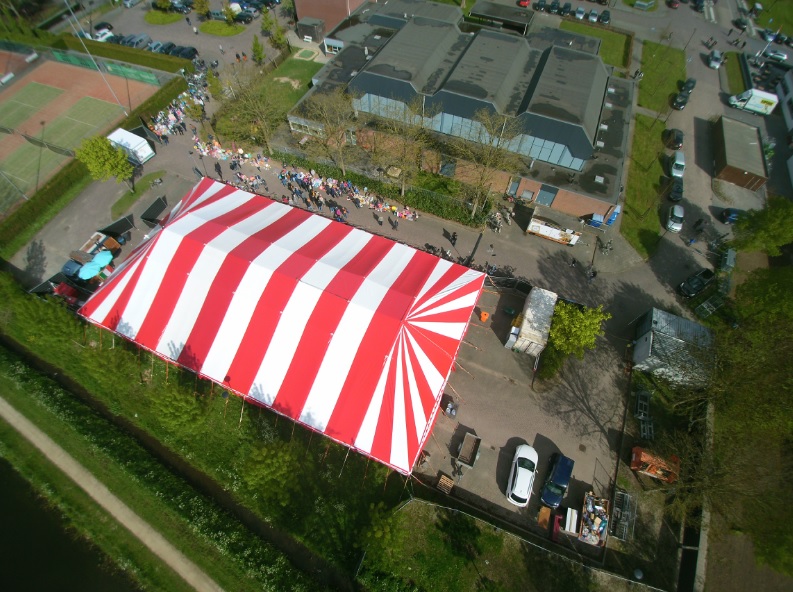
437, 474, 454, 494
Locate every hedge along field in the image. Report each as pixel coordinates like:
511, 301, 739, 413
0, 272, 409, 575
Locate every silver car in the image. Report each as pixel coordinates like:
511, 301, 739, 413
666, 204, 684, 233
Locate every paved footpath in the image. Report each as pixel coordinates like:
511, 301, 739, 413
0, 395, 225, 592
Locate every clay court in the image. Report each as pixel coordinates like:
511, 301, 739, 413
0, 54, 159, 214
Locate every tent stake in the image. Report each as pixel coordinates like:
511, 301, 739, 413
338, 447, 351, 478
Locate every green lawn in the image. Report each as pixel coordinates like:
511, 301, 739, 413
620, 114, 666, 259
756, 4, 793, 36
199, 21, 246, 36
621, 0, 659, 11
144, 10, 184, 25
637, 41, 686, 113
559, 21, 632, 68
723, 51, 747, 94
111, 171, 165, 218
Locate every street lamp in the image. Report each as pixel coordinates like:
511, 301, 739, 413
88, 1, 94, 35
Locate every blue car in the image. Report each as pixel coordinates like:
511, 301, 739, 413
540, 453, 575, 509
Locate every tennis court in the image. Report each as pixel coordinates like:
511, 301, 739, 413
0, 57, 159, 215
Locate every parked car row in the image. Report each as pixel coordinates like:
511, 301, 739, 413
150, 0, 193, 14
506, 444, 575, 510
99, 31, 199, 59
517, 0, 610, 23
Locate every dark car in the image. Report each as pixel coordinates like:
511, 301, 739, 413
171, 3, 192, 13
94, 21, 113, 31
681, 77, 696, 94
234, 10, 254, 23
776, 34, 790, 45
106, 34, 125, 44
178, 46, 199, 59
672, 91, 689, 110
540, 454, 575, 509
667, 177, 684, 202
663, 128, 684, 149
209, 10, 226, 20
599, 10, 610, 23
560, 2, 572, 15
720, 208, 741, 224
678, 269, 716, 298
168, 45, 187, 56
120, 34, 138, 47
158, 41, 176, 54
668, 0, 680, 7
734, 17, 749, 30
533, 0, 547, 11
549, 0, 560, 13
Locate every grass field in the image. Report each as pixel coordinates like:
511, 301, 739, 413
756, 3, 793, 36
200, 21, 246, 36
723, 51, 747, 94
0, 83, 63, 128
637, 41, 686, 113
112, 170, 165, 218
145, 10, 184, 25
560, 21, 632, 68
620, 114, 666, 258
0, 88, 124, 213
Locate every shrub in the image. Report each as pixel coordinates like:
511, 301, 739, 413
59, 35, 193, 73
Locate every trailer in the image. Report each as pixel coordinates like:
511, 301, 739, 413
107, 128, 155, 165
526, 212, 582, 246
579, 492, 609, 547
456, 432, 482, 468
509, 287, 558, 356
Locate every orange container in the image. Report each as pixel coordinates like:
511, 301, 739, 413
479, 311, 490, 322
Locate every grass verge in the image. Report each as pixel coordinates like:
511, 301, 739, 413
621, 113, 665, 258
559, 21, 631, 68
621, 0, 659, 11
638, 41, 686, 113
144, 10, 184, 25
0, 345, 322, 592
199, 21, 246, 36
111, 171, 165, 219
723, 51, 747, 94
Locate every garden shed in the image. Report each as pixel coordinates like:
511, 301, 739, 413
632, 308, 713, 387
712, 116, 768, 191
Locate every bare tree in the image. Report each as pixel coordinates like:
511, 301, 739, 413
300, 87, 357, 176
372, 97, 436, 197
448, 109, 523, 218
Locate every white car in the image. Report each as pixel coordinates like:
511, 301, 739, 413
94, 29, 115, 42
506, 444, 538, 507
588, 9, 598, 22
575, 6, 585, 19
666, 204, 685, 233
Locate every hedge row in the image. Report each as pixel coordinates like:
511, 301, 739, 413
59, 35, 194, 74
270, 149, 491, 226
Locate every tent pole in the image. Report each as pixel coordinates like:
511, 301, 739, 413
447, 383, 466, 403
165, 360, 169, 384
321, 443, 331, 463
338, 447, 351, 478
362, 458, 370, 484
383, 470, 391, 493
238, 396, 246, 428
454, 361, 474, 379
305, 431, 313, 458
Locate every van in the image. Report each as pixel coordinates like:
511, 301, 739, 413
540, 454, 574, 509
132, 34, 153, 49
708, 50, 723, 69
123, 0, 143, 7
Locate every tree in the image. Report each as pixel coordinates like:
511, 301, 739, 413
548, 301, 611, 359
301, 87, 357, 176
251, 34, 264, 64
374, 98, 435, 197
260, 9, 274, 35
270, 25, 288, 51
193, 0, 210, 16
735, 267, 793, 322
280, 0, 295, 21
731, 195, 793, 256
155, 0, 171, 10
223, 3, 236, 25
75, 136, 135, 190
448, 109, 522, 218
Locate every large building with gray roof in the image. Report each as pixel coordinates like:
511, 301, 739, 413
289, 0, 631, 217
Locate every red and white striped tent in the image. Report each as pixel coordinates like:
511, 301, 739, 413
80, 179, 485, 474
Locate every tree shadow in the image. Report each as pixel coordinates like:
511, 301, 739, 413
24, 240, 47, 283
435, 508, 483, 561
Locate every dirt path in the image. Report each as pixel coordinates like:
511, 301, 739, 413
0, 395, 224, 592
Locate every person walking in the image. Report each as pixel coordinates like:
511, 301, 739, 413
450, 232, 457, 246
193, 26, 198, 35
235, 53, 241, 63
242, 52, 247, 61
186, 17, 191, 26
162, 134, 169, 146
218, 44, 224, 54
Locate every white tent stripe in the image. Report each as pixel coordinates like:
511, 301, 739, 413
199, 215, 331, 381
408, 320, 469, 340
299, 245, 415, 430
401, 333, 428, 446
252, 230, 373, 406
411, 268, 484, 317
410, 258, 454, 313
390, 337, 409, 472
408, 291, 482, 321
404, 329, 447, 399
354, 346, 394, 453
